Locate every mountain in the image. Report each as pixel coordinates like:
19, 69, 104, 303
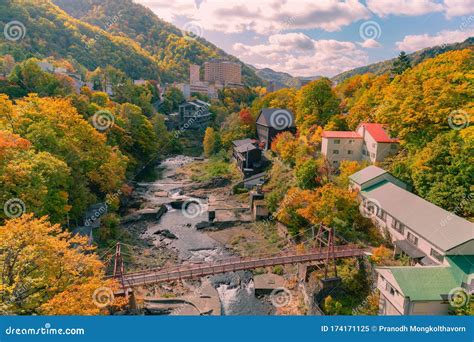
0, 0, 160, 79
250, 66, 321, 89
0, 0, 262, 86
250, 67, 300, 88
332, 37, 474, 83
51, 0, 263, 86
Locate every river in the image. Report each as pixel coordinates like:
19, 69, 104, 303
128, 156, 274, 315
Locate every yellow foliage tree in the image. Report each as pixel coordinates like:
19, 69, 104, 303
371, 245, 394, 265
0, 214, 119, 315
203, 127, 216, 157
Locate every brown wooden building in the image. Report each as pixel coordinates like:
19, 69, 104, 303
256, 108, 296, 150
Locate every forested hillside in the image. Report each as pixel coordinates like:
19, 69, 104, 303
332, 37, 474, 83
0, 0, 160, 79
212, 50, 473, 233
52, 0, 263, 85
0, 0, 262, 85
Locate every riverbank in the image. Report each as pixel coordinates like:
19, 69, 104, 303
115, 155, 306, 315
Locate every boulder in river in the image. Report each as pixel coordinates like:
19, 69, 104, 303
154, 229, 178, 239
196, 221, 212, 230
121, 205, 168, 224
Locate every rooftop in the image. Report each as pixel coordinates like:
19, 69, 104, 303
362, 181, 474, 252
322, 131, 362, 139
349, 165, 387, 185
358, 123, 399, 143
256, 108, 296, 128
379, 266, 460, 301
235, 142, 258, 153
232, 138, 255, 147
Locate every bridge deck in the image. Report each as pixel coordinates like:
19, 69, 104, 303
117, 245, 364, 287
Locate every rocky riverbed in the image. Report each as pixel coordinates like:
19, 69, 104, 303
121, 156, 275, 315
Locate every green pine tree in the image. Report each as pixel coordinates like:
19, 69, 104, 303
391, 51, 411, 75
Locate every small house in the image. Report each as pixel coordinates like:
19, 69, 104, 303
256, 108, 296, 150
321, 123, 399, 167
232, 139, 262, 173
178, 100, 211, 129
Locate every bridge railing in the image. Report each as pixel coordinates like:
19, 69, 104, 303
116, 245, 365, 287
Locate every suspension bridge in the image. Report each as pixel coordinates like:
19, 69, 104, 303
101, 224, 367, 290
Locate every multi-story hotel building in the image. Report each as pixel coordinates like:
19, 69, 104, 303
204, 60, 242, 85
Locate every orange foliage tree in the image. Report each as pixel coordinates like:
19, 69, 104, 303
0, 214, 121, 315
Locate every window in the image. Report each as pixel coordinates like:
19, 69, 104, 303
347, 150, 353, 155
430, 248, 444, 263
391, 219, 404, 234
377, 209, 387, 222
407, 232, 418, 246
334, 139, 340, 144
362, 150, 366, 156
332, 161, 338, 165
391, 144, 398, 150
349, 139, 354, 144
333, 150, 339, 154
386, 283, 398, 296
372, 143, 376, 148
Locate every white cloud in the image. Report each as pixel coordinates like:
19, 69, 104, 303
136, 0, 371, 34
396, 28, 474, 51
233, 33, 368, 77
359, 38, 382, 48
443, 0, 474, 18
367, 0, 443, 16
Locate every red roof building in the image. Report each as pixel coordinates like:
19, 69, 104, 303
321, 131, 362, 139
357, 123, 399, 143
321, 123, 400, 167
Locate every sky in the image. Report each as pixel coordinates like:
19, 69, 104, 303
135, 0, 474, 77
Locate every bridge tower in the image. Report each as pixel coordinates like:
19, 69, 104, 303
314, 224, 338, 279
113, 242, 125, 289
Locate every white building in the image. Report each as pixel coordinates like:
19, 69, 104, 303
349, 166, 473, 315
321, 123, 399, 167
350, 166, 474, 265
376, 258, 471, 315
